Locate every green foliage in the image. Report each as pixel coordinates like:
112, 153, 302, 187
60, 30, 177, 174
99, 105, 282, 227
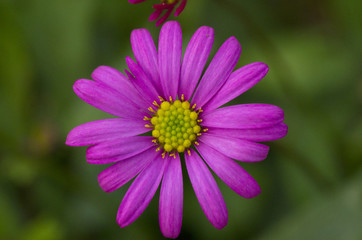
0, 0, 361, 239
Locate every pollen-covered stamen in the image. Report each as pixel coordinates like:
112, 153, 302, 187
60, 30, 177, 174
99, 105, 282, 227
148, 98, 202, 153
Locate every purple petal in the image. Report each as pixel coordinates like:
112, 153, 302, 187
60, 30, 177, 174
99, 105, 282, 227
117, 153, 168, 227
73, 79, 143, 119
159, 154, 183, 239
91, 66, 149, 109
98, 148, 159, 193
179, 26, 214, 100
199, 134, 269, 162
155, 7, 173, 27
126, 57, 160, 104
86, 136, 154, 164
206, 123, 288, 142
196, 143, 261, 198
158, 21, 182, 99
185, 149, 228, 229
131, 29, 162, 93
202, 104, 284, 129
192, 36, 241, 108
150, 9, 163, 22
66, 119, 149, 146
174, 0, 187, 16
204, 62, 269, 111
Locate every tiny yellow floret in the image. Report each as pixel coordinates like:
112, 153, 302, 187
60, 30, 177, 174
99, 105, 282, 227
177, 145, 185, 152
190, 112, 198, 120
174, 100, 182, 108
151, 117, 158, 125
183, 139, 191, 148
164, 144, 173, 152
152, 130, 160, 138
193, 125, 201, 133
182, 101, 190, 110
189, 134, 196, 141
161, 101, 170, 110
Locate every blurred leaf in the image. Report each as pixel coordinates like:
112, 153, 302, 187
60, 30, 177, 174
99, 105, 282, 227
255, 170, 362, 240
0, 1, 33, 144
271, 30, 357, 99
17, 0, 97, 114
1, 154, 38, 186
0, 188, 18, 239
331, 0, 362, 48
21, 216, 64, 240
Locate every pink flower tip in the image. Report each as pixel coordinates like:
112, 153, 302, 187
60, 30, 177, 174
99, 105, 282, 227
130, 0, 187, 26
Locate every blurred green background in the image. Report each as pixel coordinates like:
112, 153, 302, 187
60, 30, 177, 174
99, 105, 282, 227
1, 0, 361, 239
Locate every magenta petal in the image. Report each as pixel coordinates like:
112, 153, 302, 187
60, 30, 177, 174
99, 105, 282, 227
204, 62, 269, 111
159, 154, 183, 239
91, 66, 148, 109
117, 153, 168, 228
66, 119, 149, 146
155, 8, 173, 27
158, 21, 182, 99
196, 143, 261, 198
86, 136, 154, 164
126, 57, 160, 104
150, 9, 163, 21
131, 29, 162, 93
98, 148, 159, 193
200, 134, 269, 162
73, 79, 143, 119
202, 104, 284, 129
185, 149, 228, 229
206, 123, 288, 142
179, 26, 214, 100
192, 36, 241, 108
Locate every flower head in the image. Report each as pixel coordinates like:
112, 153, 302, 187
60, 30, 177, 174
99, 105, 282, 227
129, 0, 187, 26
66, 21, 287, 238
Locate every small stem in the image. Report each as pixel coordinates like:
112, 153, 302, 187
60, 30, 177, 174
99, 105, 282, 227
271, 142, 334, 191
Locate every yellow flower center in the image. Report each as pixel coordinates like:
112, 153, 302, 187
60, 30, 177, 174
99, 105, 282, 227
149, 98, 201, 154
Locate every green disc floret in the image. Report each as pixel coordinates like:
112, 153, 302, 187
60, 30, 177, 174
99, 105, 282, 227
151, 99, 201, 153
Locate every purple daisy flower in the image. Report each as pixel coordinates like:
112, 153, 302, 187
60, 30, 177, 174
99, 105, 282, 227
66, 21, 287, 238
128, 0, 187, 26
